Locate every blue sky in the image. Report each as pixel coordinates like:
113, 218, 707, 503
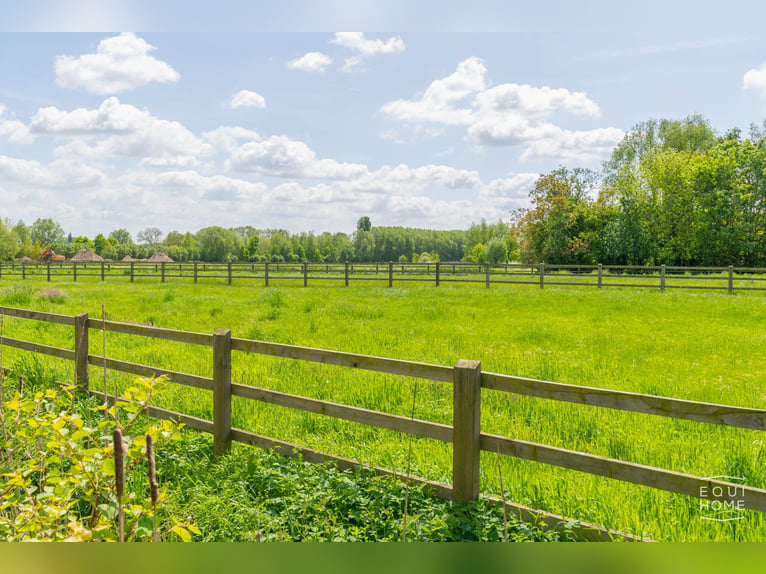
1, 1, 766, 238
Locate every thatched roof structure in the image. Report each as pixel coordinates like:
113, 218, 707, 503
148, 252, 174, 263
121, 256, 136, 262
70, 249, 104, 262
17, 256, 35, 262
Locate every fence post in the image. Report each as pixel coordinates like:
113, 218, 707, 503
264, 261, 269, 287
213, 328, 232, 455
344, 261, 349, 287
22, 262, 25, 280
453, 359, 481, 503
660, 265, 666, 292
597, 264, 602, 288
485, 263, 490, 289
73, 262, 77, 282
728, 266, 734, 294
161, 262, 165, 283
74, 312, 89, 394
193, 261, 198, 284
227, 262, 232, 285
539, 263, 545, 289
436, 261, 440, 287
388, 261, 393, 288
47, 262, 51, 282
303, 261, 308, 287
101, 261, 105, 282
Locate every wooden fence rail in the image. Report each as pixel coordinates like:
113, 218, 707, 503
2, 304, 765, 540
4, 261, 766, 294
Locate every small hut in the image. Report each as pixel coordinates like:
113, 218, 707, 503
17, 256, 35, 263
121, 256, 136, 262
70, 249, 104, 262
148, 252, 174, 263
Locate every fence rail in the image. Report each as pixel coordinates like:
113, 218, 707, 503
2, 303, 765, 541
3, 261, 766, 294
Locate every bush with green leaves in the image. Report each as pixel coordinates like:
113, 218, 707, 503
0, 372, 198, 542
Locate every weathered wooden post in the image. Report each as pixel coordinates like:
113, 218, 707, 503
161, 262, 165, 283
101, 261, 105, 282
303, 261, 308, 287
539, 263, 545, 289
660, 265, 666, 292
728, 266, 734, 294
193, 261, 198, 284
388, 261, 393, 288
74, 312, 89, 394
73, 262, 77, 282
47, 262, 51, 282
22, 262, 26, 280
264, 261, 270, 287
344, 261, 349, 287
597, 264, 603, 289
213, 328, 232, 455
453, 359, 481, 503
130, 261, 134, 283
485, 263, 490, 289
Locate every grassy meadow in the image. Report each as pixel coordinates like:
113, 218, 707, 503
1, 274, 765, 541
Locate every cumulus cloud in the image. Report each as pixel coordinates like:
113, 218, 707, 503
54, 32, 180, 94
330, 32, 405, 72
202, 126, 260, 152
0, 104, 33, 143
227, 135, 367, 180
230, 90, 266, 109
744, 63, 766, 98
380, 57, 622, 161
32, 97, 212, 167
288, 52, 333, 72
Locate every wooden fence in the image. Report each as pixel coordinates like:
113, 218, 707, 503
2, 304, 766, 542
2, 261, 766, 293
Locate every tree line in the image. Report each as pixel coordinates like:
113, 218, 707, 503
512, 115, 766, 267
0, 216, 513, 264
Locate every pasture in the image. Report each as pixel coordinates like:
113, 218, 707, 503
1, 275, 765, 541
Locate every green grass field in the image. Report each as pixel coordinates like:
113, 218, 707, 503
1, 276, 765, 541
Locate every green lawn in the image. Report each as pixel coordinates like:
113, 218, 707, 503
1, 276, 765, 541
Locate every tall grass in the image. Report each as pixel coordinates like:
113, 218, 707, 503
1, 276, 765, 540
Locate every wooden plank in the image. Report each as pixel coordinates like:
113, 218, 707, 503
0, 306, 75, 325
90, 319, 213, 346
230, 337, 453, 382
453, 359, 481, 502
90, 390, 214, 433
87, 355, 214, 391
230, 383, 452, 441
480, 433, 766, 512
481, 372, 766, 430
213, 328, 232, 454
74, 312, 89, 393
0, 336, 75, 361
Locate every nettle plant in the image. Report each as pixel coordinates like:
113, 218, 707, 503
0, 373, 199, 542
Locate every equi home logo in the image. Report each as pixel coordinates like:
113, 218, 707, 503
699, 476, 746, 522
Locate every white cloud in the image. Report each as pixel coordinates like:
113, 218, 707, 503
288, 52, 333, 73
380, 57, 620, 162
202, 126, 260, 152
330, 32, 405, 72
32, 97, 212, 167
744, 63, 766, 98
483, 173, 540, 199
54, 32, 180, 94
0, 104, 33, 143
519, 127, 625, 162
0, 155, 104, 187
230, 89, 266, 109
227, 135, 367, 180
